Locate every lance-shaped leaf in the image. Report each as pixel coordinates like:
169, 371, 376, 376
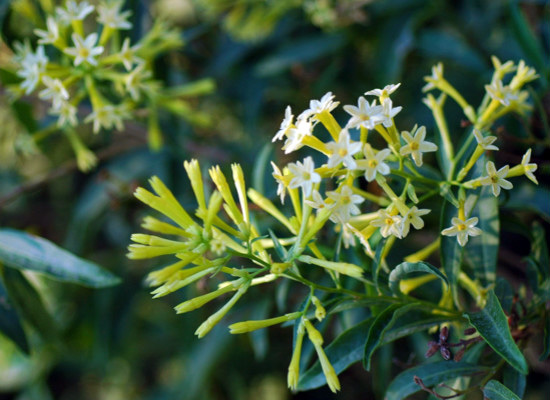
385, 361, 490, 400
502, 364, 526, 398
483, 380, 522, 400
388, 261, 448, 296
0, 273, 29, 353
363, 303, 420, 370
466, 185, 499, 286
0, 267, 58, 342
465, 290, 528, 374
0, 229, 120, 288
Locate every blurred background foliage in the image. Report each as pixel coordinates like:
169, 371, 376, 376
0, 0, 549, 399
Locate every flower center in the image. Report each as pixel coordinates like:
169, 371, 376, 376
338, 148, 348, 157
368, 159, 378, 168
385, 218, 394, 225
410, 142, 419, 151
491, 175, 499, 183
457, 224, 467, 231
303, 172, 311, 180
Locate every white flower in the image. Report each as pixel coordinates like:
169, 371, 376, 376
380, 98, 402, 127
371, 209, 402, 238
442, 217, 482, 247
39, 76, 70, 110
325, 129, 362, 169
399, 125, 437, 167
282, 116, 312, 154
97, 0, 132, 29
305, 190, 328, 210
125, 64, 152, 101
34, 16, 60, 45
341, 224, 356, 248
400, 206, 430, 237
485, 79, 518, 107
56, 1, 95, 23
51, 100, 78, 127
473, 129, 498, 151
15, 45, 48, 94
365, 83, 401, 98
479, 161, 513, 197
84, 104, 129, 133
343, 97, 384, 130
119, 38, 143, 71
304, 92, 339, 120
356, 144, 391, 182
287, 156, 321, 197
326, 185, 363, 224
273, 106, 293, 142
271, 161, 286, 204
18, 64, 43, 95
521, 149, 538, 184
64, 33, 104, 66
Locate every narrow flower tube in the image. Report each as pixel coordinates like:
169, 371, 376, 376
151, 266, 218, 298
231, 164, 250, 225
229, 312, 302, 334
298, 255, 363, 278
248, 188, 296, 234
175, 279, 242, 314
210, 166, 244, 226
195, 279, 251, 338
287, 320, 306, 390
303, 319, 340, 393
141, 216, 191, 237
146, 252, 201, 286
184, 159, 207, 212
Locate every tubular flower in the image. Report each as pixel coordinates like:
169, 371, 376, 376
399, 125, 437, 167
442, 217, 482, 247
479, 161, 512, 197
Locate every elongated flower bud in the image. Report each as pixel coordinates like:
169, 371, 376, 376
229, 312, 302, 334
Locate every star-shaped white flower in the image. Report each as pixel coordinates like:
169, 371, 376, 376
56, 1, 95, 23
521, 149, 538, 184
325, 129, 362, 169
84, 104, 129, 133
271, 161, 287, 204
282, 116, 312, 154
399, 125, 437, 167
423, 62, 444, 92
125, 64, 152, 101
64, 33, 104, 66
326, 185, 363, 224
400, 206, 430, 237
305, 190, 328, 211
119, 38, 143, 71
356, 144, 391, 182
365, 83, 401, 98
273, 106, 293, 142
343, 97, 384, 130
380, 98, 402, 128
97, 0, 132, 29
473, 129, 498, 151
287, 156, 321, 197
51, 100, 78, 127
16, 45, 48, 94
371, 209, 403, 238
305, 92, 339, 120
34, 16, 60, 45
479, 161, 513, 197
39, 76, 70, 110
442, 217, 482, 247
485, 79, 518, 107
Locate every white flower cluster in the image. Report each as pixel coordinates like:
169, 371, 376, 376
271, 85, 438, 249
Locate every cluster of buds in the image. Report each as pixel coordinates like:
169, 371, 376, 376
4, 0, 214, 171
127, 58, 539, 392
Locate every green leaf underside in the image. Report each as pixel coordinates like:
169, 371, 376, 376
388, 261, 449, 295
298, 308, 453, 391
465, 290, 528, 374
0, 229, 120, 288
385, 362, 490, 400
502, 363, 526, 398
0, 267, 59, 342
466, 186, 499, 286
0, 273, 29, 353
483, 380, 522, 400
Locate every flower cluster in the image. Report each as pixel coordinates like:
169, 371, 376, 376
128, 58, 538, 392
4, 0, 214, 171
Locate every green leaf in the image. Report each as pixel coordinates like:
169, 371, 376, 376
465, 290, 528, 374
440, 199, 463, 304
0, 229, 121, 288
0, 273, 29, 354
388, 261, 448, 296
502, 364, 526, 398
372, 238, 386, 293
385, 361, 489, 400
0, 266, 58, 342
298, 316, 375, 391
531, 221, 549, 282
483, 380, 522, 400
363, 303, 419, 370
466, 186, 499, 286
540, 308, 550, 361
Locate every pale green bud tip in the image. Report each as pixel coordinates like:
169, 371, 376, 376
270, 262, 292, 275
229, 312, 301, 334
287, 365, 299, 391
303, 319, 323, 346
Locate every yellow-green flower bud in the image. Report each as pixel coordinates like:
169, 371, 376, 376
270, 262, 292, 275
287, 321, 306, 390
311, 296, 326, 322
229, 312, 302, 334
298, 255, 363, 279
